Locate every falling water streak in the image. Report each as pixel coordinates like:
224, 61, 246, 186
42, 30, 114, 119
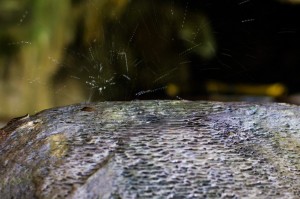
89, 46, 96, 62
176, 96, 185, 100
118, 52, 129, 73
238, 0, 251, 5
122, 74, 131, 81
170, 0, 174, 16
18, 10, 28, 25
241, 19, 255, 23
70, 76, 81, 80
181, 1, 189, 29
192, 26, 201, 44
153, 67, 178, 83
128, 23, 139, 45
135, 86, 167, 96
8, 41, 32, 46
179, 43, 202, 56
220, 52, 233, 57
133, 60, 143, 68
179, 61, 192, 65
87, 88, 95, 103
48, 56, 60, 65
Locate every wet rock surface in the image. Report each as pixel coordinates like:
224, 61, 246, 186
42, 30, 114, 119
1, 100, 300, 198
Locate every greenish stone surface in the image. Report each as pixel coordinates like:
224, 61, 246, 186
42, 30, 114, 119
1, 100, 300, 198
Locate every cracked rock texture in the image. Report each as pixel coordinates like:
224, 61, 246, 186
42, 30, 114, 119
1, 100, 300, 198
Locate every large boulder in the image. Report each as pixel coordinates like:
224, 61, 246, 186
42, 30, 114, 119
1, 100, 300, 198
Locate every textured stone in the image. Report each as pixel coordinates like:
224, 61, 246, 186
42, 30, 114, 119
1, 100, 300, 198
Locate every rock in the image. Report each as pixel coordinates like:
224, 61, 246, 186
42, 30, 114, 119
1, 100, 300, 198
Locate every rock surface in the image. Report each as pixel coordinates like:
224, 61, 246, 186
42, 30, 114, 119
1, 100, 300, 198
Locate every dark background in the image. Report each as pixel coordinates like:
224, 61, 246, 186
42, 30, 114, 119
199, 0, 300, 90
0, 0, 300, 121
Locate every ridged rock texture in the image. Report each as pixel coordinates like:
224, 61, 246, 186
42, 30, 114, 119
1, 100, 300, 198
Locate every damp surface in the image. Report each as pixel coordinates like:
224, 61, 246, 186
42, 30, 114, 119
1, 100, 300, 198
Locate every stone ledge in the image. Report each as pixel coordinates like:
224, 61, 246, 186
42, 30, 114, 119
1, 100, 300, 198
